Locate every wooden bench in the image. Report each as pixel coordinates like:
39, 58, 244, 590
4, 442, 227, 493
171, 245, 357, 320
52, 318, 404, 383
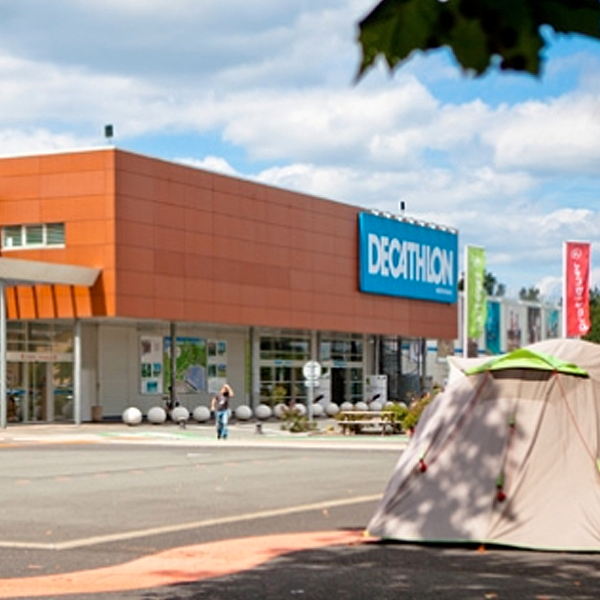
337, 410, 401, 435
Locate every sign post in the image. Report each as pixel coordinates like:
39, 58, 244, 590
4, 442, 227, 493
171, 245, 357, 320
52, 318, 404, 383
302, 360, 322, 421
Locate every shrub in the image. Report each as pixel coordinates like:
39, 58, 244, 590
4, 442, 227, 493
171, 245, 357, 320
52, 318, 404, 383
280, 407, 317, 433
381, 403, 409, 433
402, 392, 437, 432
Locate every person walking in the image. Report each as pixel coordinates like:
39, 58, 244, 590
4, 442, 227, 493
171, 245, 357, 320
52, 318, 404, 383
211, 383, 233, 439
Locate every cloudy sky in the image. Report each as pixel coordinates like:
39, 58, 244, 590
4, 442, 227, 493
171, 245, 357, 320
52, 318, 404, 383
1, 0, 599, 301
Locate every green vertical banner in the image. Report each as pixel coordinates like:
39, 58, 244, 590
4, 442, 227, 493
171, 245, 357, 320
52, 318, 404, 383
466, 246, 487, 338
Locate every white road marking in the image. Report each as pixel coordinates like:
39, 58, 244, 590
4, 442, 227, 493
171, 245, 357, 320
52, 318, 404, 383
0, 494, 381, 551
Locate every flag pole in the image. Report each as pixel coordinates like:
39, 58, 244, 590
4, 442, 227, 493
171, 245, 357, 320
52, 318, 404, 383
562, 242, 567, 338
463, 246, 469, 358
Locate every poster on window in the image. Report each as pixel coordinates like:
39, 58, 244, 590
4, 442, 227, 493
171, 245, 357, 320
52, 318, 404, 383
365, 375, 387, 404
545, 307, 560, 339
504, 301, 524, 352
140, 336, 164, 394
207, 339, 228, 393
527, 306, 542, 344
485, 299, 501, 355
163, 337, 207, 394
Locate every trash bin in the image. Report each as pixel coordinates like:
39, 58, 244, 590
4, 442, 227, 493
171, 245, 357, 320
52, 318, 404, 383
91, 405, 103, 422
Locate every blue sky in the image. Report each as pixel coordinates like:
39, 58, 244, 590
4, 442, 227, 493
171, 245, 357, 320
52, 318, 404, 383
1, 0, 599, 301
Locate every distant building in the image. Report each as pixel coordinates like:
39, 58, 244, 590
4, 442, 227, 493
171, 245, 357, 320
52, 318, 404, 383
424, 295, 562, 394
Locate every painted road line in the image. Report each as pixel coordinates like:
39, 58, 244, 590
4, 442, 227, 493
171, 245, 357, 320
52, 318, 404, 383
0, 494, 381, 551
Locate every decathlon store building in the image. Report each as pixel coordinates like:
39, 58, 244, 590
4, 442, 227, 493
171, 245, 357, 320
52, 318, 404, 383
0, 148, 459, 426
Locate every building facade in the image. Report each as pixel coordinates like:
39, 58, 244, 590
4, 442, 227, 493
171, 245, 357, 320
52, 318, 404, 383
0, 148, 460, 425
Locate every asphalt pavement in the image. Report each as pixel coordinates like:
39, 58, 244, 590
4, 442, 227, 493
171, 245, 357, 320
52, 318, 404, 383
0, 419, 599, 599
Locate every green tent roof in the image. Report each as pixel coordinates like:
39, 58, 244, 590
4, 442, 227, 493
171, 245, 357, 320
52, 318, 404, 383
465, 348, 588, 377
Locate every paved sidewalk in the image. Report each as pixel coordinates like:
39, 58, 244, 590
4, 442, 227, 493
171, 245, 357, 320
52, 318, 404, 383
0, 418, 411, 450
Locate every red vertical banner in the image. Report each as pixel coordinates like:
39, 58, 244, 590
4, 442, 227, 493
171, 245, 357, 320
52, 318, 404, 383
564, 241, 591, 337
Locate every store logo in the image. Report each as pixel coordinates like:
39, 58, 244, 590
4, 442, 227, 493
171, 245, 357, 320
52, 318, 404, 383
358, 212, 458, 303
367, 234, 454, 286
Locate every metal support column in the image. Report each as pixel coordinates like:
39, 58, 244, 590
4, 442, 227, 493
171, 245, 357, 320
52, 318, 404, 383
0, 280, 6, 429
308, 330, 318, 421
250, 327, 260, 411
170, 322, 177, 404
73, 319, 82, 425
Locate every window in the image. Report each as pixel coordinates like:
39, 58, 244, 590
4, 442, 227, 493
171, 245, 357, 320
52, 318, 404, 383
25, 225, 44, 246
260, 336, 310, 361
2, 223, 65, 250
3, 226, 22, 248
259, 333, 311, 405
46, 223, 65, 245
320, 334, 363, 362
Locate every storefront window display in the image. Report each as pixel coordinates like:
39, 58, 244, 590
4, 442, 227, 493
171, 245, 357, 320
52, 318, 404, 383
258, 332, 366, 406
259, 334, 310, 406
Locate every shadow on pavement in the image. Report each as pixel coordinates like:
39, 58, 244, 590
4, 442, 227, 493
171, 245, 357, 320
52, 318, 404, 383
138, 539, 600, 600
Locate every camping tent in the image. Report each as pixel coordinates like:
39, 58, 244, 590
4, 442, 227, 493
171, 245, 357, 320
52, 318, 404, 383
368, 338, 600, 552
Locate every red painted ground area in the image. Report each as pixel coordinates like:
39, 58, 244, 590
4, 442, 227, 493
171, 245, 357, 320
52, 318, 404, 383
0, 530, 365, 598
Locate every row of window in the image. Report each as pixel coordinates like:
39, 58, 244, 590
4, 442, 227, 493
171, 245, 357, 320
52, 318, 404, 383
259, 333, 365, 405
2, 223, 65, 250
7, 322, 73, 353
259, 335, 364, 362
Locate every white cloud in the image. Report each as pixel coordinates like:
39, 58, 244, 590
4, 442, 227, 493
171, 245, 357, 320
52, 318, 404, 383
485, 94, 600, 175
176, 155, 239, 177
0, 0, 598, 296
0, 128, 87, 156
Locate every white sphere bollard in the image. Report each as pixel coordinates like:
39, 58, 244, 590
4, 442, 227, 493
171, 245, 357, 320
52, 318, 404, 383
340, 402, 354, 412
384, 401, 396, 409
235, 405, 253, 421
193, 406, 211, 422
274, 403, 287, 419
147, 406, 167, 424
122, 406, 143, 426
255, 404, 272, 420
294, 403, 307, 416
355, 401, 368, 411
171, 406, 190, 423
311, 403, 324, 418
369, 401, 383, 411
325, 403, 340, 417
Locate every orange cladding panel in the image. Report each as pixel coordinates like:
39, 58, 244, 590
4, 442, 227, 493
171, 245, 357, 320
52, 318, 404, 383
0, 149, 457, 337
112, 150, 457, 338
0, 149, 116, 319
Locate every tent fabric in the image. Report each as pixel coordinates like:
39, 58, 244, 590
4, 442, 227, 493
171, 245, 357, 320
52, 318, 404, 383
464, 347, 588, 377
368, 338, 600, 552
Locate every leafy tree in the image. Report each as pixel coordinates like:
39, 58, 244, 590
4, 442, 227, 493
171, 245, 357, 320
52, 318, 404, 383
357, 0, 600, 79
583, 287, 600, 344
484, 271, 505, 297
519, 286, 541, 302
458, 270, 505, 296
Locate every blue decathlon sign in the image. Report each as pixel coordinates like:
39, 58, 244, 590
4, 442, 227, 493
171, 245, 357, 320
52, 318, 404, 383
358, 212, 458, 303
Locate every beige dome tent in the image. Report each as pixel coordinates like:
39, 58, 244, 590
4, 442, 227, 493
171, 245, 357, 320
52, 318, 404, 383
368, 338, 600, 551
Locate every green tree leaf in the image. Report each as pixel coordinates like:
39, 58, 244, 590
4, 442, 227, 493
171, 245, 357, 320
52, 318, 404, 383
583, 287, 600, 344
357, 0, 600, 79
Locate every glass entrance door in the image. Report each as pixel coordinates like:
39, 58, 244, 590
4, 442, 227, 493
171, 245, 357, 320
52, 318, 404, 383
6, 360, 73, 423
24, 362, 50, 422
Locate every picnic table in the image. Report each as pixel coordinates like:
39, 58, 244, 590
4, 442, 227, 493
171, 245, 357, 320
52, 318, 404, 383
337, 410, 402, 435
